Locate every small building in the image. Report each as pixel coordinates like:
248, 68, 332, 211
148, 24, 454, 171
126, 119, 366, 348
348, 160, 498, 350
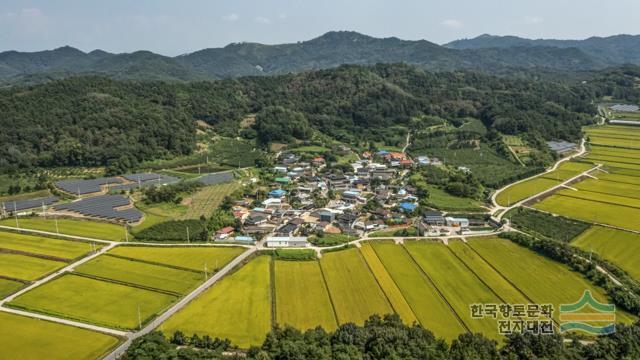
215, 226, 234, 240
262, 198, 282, 208
445, 217, 470, 227
399, 202, 417, 212
274, 177, 291, 185
234, 236, 255, 243
265, 236, 309, 248
268, 189, 287, 198
458, 166, 471, 174
273, 166, 288, 173
400, 159, 413, 167
312, 157, 326, 166
423, 211, 445, 226
318, 210, 335, 223
417, 156, 430, 166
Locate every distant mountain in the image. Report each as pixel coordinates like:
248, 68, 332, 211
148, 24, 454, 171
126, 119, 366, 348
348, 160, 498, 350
445, 34, 640, 65
0, 31, 633, 85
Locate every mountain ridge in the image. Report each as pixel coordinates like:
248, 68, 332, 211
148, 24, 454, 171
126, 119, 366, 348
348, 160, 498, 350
1, 31, 638, 85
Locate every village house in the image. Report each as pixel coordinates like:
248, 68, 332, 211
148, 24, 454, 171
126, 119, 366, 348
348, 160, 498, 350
265, 236, 309, 248
215, 226, 234, 240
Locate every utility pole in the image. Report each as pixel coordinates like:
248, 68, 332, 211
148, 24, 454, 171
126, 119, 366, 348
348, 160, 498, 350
55, 216, 59, 234
42, 202, 46, 220
204, 262, 208, 281
186, 226, 190, 243
13, 201, 19, 228
137, 304, 142, 330
125, 224, 129, 242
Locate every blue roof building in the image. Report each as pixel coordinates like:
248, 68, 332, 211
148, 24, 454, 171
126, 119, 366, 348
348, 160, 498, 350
377, 150, 390, 156
269, 189, 287, 198
399, 202, 417, 212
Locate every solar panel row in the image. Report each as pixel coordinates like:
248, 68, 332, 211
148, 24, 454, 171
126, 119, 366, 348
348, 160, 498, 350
110, 173, 179, 191
55, 177, 123, 195
610, 104, 640, 112
53, 195, 142, 223
196, 171, 234, 185
1, 196, 59, 212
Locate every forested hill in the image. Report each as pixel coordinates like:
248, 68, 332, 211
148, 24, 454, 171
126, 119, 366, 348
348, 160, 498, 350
445, 34, 640, 66
1, 63, 638, 174
0, 31, 624, 85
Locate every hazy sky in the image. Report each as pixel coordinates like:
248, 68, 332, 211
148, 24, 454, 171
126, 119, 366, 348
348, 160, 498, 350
1, 0, 638, 55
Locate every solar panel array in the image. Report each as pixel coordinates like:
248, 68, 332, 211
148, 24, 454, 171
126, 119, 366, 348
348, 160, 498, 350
196, 171, 234, 185
1, 196, 59, 212
55, 177, 123, 195
110, 173, 179, 191
610, 104, 640, 112
53, 195, 142, 223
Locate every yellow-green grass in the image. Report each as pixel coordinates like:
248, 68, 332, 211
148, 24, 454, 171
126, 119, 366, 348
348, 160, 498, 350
608, 167, 640, 178
0, 311, 120, 360
182, 182, 241, 220
360, 243, 418, 326
369, 242, 466, 340
0, 278, 24, 298
590, 145, 640, 157
405, 241, 503, 339
597, 172, 640, 186
496, 178, 560, 206
9, 274, 177, 329
108, 246, 245, 273
589, 136, 640, 149
74, 255, 203, 295
320, 248, 392, 325
448, 240, 529, 305
495, 162, 593, 206
572, 227, 640, 281
0, 217, 127, 241
533, 194, 640, 232
554, 189, 640, 209
274, 260, 337, 331
585, 157, 640, 171
425, 185, 485, 211
0, 253, 64, 281
160, 256, 271, 348
0, 231, 97, 259
468, 237, 636, 325
133, 202, 187, 233
586, 154, 640, 166
574, 178, 640, 200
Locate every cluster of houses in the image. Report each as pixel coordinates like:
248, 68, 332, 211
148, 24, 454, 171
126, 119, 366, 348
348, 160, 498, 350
213, 149, 488, 247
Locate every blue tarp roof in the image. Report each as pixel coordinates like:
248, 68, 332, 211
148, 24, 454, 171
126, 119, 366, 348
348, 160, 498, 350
377, 150, 390, 155
399, 202, 417, 211
269, 189, 287, 197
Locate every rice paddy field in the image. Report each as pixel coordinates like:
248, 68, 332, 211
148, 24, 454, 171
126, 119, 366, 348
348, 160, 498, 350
0, 217, 128, 241
405, 241, 503, 339
368, 242, 465, 340
320, 248, 392, 325
160, 256, 272, 348
0, 312, 121, 360
0, 278, 24, 298
74, 255, 203, 295
495, 162, 593, 206
572, 226, 640, 281
9, 273, 178, 330
107, 245, 245, 273
0, 231, 97, 260
274, 260, 337, 331
0, 253, 65, 281
468, 237, 636, 324
360, 243, 418, 325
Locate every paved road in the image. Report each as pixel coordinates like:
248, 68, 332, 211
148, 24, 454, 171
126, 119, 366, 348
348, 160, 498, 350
103, 246, 256, 360
490, 138, 588, 218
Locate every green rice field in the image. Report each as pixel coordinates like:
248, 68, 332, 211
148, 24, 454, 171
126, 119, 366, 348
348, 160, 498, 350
553, 188, 640, 209
0, 278, 24, 298
9, 274, 177, 329
495, 162, 593, 206
0, 312, 121, 360
74, 255, 203, 294
360, 243, 418, 325
533, 194, 640, 232
468, 237, 636, 324
0, 217, 128, 241
572, 227, 640, 281
0, 253, 64, 281
274, 260, 337, 331
369, 242, 466, 340
405, 241, 503, 339
160, 256, 272, 348
320, 248, 392, 325
0, 231, 97, 260
107, 246, 245, 273
573, 178, 640, 199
